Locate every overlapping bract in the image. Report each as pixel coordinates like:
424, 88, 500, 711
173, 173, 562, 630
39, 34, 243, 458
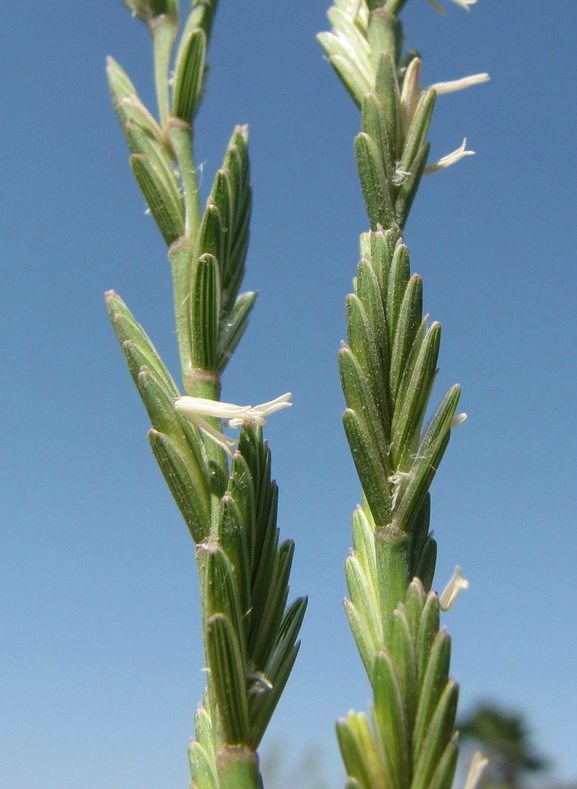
168, 126, 255, 383
106, 290, 212, 538
318, 0, 478, 233
339, 580, 458, 789
318, 18, 434, 233
340, 229, 461, 541
106, 292, 306, 767
203, 428, 307, 750
189, 696, 218, 789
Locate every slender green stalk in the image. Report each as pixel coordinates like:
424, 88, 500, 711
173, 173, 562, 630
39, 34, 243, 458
168, 121, 201, 239
106, 3, 306, 786
318, 1, 489, 787
216, 746, 261, 789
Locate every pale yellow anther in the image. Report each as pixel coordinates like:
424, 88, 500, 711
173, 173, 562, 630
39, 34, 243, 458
450, 413, 468, 428
175, 393, 292, 455
439, 565, 469, 611
428, 73, 490, 95
464, 752, 489, 789
424, 138, 475, 175
427, 0, 477, 14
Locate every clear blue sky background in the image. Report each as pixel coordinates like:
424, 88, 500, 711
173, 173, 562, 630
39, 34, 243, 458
0, 1, 576, 787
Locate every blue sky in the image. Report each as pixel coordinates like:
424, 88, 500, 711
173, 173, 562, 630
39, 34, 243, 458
0, 1, 576, 787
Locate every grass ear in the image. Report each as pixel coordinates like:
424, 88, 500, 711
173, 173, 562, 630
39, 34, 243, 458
107, 4, 304, 787
318, 0, 488, 785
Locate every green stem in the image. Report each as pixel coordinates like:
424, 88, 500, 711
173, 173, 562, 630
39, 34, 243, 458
375, 524, 410, 642
150, 14, 178, 128
384, 0, 409, 15
188, 370, 229, 497
187, 369, 221, 401
168, 120, 201, 240
216, 746, 262, 789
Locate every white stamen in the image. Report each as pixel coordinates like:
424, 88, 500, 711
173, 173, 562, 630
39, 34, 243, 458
186, 413, 239, 455
388, 470, 411, 509
426, 0, 447, 14
464, 752, 489, 789
226, 393, 293, 428
426, 0, 477, 14
248, 671, 274, 695
429, 73, 490, 95
450, 0, 477, 10
177, 397, 251, 421
424, 138, 475, 175
450, 413, 468, 428
393, 168, 411, 185
439, 565, 469, 611
175, 393, 292, 454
